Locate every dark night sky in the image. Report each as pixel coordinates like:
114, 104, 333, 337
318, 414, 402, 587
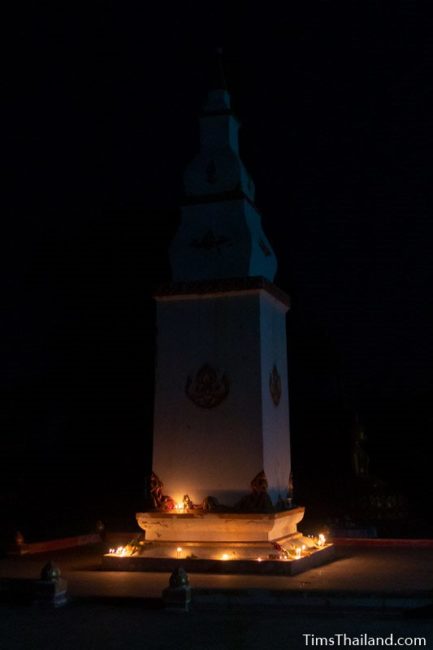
2, 2, 433, 535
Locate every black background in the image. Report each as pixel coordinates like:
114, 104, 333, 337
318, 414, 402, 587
2, 1, 433, 539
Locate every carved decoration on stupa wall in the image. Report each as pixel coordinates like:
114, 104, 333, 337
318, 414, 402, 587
259, 238, 272, 257
185, 363, 229, 408
190, 229, 231, 252
269, 364, 282, 406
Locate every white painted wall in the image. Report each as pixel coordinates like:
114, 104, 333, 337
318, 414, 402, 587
152, 288, 291, 508
260, 292, 292, 504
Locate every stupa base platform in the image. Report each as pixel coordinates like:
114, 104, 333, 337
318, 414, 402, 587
136, 507, 306, 543
102, 508, 335, 575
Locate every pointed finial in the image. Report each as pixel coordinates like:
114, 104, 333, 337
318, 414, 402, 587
210, 46, 227, 91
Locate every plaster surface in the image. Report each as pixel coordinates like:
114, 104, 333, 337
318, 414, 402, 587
136, 508, 305, 543
152, 287, 291, 507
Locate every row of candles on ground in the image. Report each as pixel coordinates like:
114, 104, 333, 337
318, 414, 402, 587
167, 534, 326, 561
107, 533, 327, 560
264, 532, 326, 561
108, 546, 130, 556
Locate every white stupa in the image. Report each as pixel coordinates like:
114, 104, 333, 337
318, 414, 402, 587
121, 52, 333, 571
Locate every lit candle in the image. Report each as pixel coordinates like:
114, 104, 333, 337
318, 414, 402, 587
221, 553, 230, 561
316, 533, 326, 547
176, 546, 182, 559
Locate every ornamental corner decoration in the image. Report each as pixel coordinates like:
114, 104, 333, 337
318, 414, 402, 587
236, 470, 274, 513
149, 471, 175, 511
269, 364, 282, 406
186, 363, 229, 409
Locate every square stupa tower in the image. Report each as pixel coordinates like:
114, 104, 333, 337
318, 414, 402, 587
136, 52, 307, 548
150, 56, 293, 512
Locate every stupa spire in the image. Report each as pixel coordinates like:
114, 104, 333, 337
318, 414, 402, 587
210, 47, 227, 91
169, 47, 277, 283
202, 47, 231, 115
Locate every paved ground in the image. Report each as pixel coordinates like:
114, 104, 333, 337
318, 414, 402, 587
1, 544, 433, 599
0, 544, 432, 649
1, 603, 432, 650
